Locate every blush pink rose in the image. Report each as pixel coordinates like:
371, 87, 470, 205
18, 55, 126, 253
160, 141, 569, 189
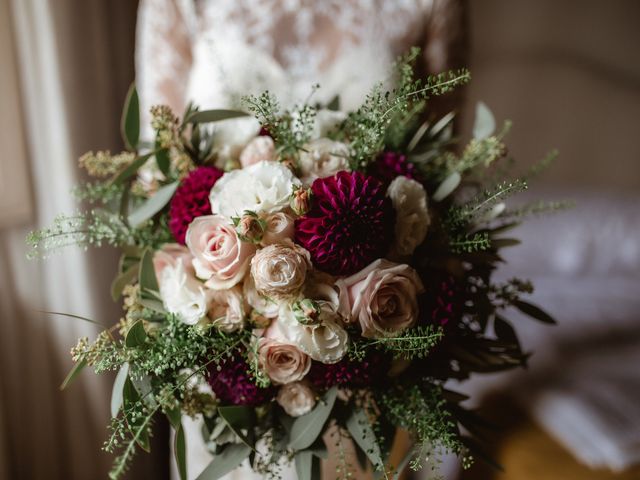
239, 136, 276, 168
258, 335, 311, 385
185, 215, 256, 290
261, 212, 295, 246
208, 285, 246, 333
336, 259, 424, 338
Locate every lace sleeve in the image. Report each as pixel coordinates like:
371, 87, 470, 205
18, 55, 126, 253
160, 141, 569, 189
135, 0, 194, 138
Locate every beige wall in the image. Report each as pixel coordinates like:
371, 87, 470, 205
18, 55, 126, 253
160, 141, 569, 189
465, 0, 640, 192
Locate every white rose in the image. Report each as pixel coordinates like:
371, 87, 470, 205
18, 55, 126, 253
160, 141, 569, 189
276, 303, 348, 364
239, 136, 276, 168
153, 247, 207, 325
298, 138, 349, 184
210, 161, 301, 218
243, 275, 279, 319
387, 176, 430, 256
208, 285, 246, 333
277, 381, 316, 417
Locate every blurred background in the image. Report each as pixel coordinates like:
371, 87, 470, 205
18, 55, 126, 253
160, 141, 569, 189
0, 0, 638, 479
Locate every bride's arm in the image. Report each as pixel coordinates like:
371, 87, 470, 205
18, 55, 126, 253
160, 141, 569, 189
135, 0, 194, 137
421, 0, 469, 120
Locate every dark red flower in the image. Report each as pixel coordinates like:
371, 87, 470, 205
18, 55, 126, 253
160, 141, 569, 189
372, 151, 419, 186
168, 166, 223, 244
426, 277, 461, 326
294, 171, 395, 276
306, 354, 388, 391
207, 354, 275, 406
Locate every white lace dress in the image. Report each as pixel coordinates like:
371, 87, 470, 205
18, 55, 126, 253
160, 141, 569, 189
135, 1, 465, 478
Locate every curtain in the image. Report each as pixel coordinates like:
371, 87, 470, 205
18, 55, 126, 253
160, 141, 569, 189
0, 1, 167, 478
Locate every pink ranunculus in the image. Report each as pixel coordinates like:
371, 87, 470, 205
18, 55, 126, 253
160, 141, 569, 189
185, 215, 256, 290
336, 259, 425, 339
239, 136, 276, 168
258, 334, 311, 385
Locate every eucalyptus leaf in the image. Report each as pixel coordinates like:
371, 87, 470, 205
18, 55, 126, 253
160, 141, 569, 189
139, 248, 159, 295
345, 408, 383, 470
432, 171, 461, 202
166, 406, 182, 429
128, 181, 179, 228
175, 423, 187, 480
326, 95, 340, 111
125, 320, 147, 347
514, 300, 556, 324
60, 358, 87, 390
406, 120, 430, 152
131, 374, 156, 407
38, 310, 104, 326
429, 111, 456, 139
185, 109, 248, 124
218, 406, 255, 448
110, 262, 139, 301
295, 450, 313, 480
138, 297, 166, 313
289, 387, 337, 450
110, 363, 129, 417
490, 238, 521, 249
196, 443, 251, 480
121, 84, 140, 150
473, 101, 496, 140
392, 445, 415, 480
155, 147, 170, 176
110, 152, 154, 186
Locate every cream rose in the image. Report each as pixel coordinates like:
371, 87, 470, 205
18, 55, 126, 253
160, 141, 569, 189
276, 304, 348, 364
336, 259, 424, 338
261, 212, 295, 246
153, 245, 207, 325
208, 285, 246, 333
209, 161, 301, 218
276, 381, 316, 417
250, 243, 311, 299
258, 336, 311, 385
239, 136, 276, 168
298, 138, 349, 184
186, 215, 256, 290
387, 176, 430, 256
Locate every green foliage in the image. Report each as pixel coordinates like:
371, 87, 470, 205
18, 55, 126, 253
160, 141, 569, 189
449, 232, 491, 253
339, 49, 470, 170
379, 383, 465, 473
243, 90, 317, 158
352, 325, 444, 361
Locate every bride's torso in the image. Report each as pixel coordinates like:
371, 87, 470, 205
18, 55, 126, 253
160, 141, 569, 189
138, 0, 436, 115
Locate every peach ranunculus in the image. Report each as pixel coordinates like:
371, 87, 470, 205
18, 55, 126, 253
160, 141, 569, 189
239, 136, 276, 168
260, 212, 295, 246
258, 335, 311, 385
185, 215, 256, 290
276, 381, 316, 417
208, 285, 246, 333
250, 243, 311, 299
336, 259, 424, 339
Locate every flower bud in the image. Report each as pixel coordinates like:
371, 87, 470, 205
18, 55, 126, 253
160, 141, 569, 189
290, 186, 313, 216
292, 299, 322, 325
234, 211, 265, 244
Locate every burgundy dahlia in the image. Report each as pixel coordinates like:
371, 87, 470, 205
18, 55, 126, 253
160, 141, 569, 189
427, 277, 460, 326
306, 354, 388, 391
208, 354, 275, 406
294, 171, 395, 276
372, 151, 419, 186
168, 166, 223, 244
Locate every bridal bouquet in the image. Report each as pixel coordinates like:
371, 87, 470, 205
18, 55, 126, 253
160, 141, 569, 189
29, 50, 560, 479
